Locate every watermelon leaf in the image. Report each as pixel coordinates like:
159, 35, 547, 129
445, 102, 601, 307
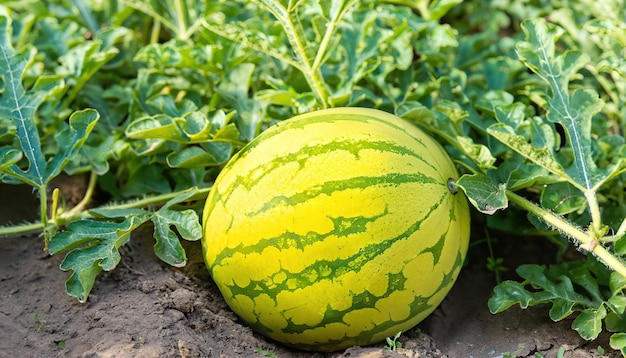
56, 40, 119, 111
122, 0, 207, 41
610, 333, 626, 354
217, 64, 265, 140
573, 306, 607, 340
48, 188, 204, 301
0, 147, 21, 172
487, 122, 567, 180
46, 109, 99, 181
455, 173, 507, 215
166, 142, 232, 168
0, 15, 57, 187
489, 256, 626, 344
512, 19, 624, 193
151, 188, 203, 267
539, 182, 587, 215
125, 95, 216, 143
49, 216, 148, 302
488, 280, 535, 313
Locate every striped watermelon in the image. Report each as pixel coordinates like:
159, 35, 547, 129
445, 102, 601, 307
201, 108, 470, 351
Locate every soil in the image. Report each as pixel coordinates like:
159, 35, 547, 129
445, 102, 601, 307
0, 184, 620, 358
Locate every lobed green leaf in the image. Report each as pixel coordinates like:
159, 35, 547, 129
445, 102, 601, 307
49, 217, 148, 302
0, 15, 48, 187
0, 147, 21, 171
515, 19, 615, 192
151, 188, 203, 267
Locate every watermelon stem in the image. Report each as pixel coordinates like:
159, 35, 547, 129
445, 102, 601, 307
506, 190, 626, 279
447, 178, 459, 194
0, 181, 212, 243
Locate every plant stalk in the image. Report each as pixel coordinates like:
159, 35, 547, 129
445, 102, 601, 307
174, 0, 189, 40
507, 190, 626, 278
257, 0, 330, 108
64, 171, 98, 216
39, 185, 50, 250
311, 0, 357, 71
0, 186, 213, 239
99, 186, 211, 211
585, 190, 603, 237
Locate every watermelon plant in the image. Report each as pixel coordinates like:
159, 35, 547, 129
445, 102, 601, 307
0, 0, 625, 353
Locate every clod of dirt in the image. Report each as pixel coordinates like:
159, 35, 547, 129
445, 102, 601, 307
340, 346, 443, 358
169, 287, 198, 313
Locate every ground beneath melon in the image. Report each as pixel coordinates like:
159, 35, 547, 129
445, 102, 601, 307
0, 183, 618, 358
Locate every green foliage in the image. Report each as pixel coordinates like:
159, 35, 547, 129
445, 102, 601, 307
255, 348, 277, 358
384, 331, 403, 351
49, 188, 202, 302
489, 256, 624, 339
0, 0, 625, 351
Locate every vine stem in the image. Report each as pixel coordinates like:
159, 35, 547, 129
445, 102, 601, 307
64, 171, 98, 216
257, 0, 330, 108
617, 217, 626, 238
585, 190, 603, 237
311, 0, 357, 71
39, 184, 50, 250
97, 186, 211, 211
506, 190, 626, 278
174, 0, 189, 40
0, 186, 212, 239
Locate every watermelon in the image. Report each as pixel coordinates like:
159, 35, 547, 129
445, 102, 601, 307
201, 108, 470, 352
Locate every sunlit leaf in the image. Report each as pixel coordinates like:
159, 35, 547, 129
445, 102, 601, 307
151, 188, 203, 266
488, 123, 567, 179
49, 216, 148, 302
0, 16, 50, 187
610, 333, 626, 353
46, 109, 99, 181
455, 173, 507, 215
516, 19, 610, 192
